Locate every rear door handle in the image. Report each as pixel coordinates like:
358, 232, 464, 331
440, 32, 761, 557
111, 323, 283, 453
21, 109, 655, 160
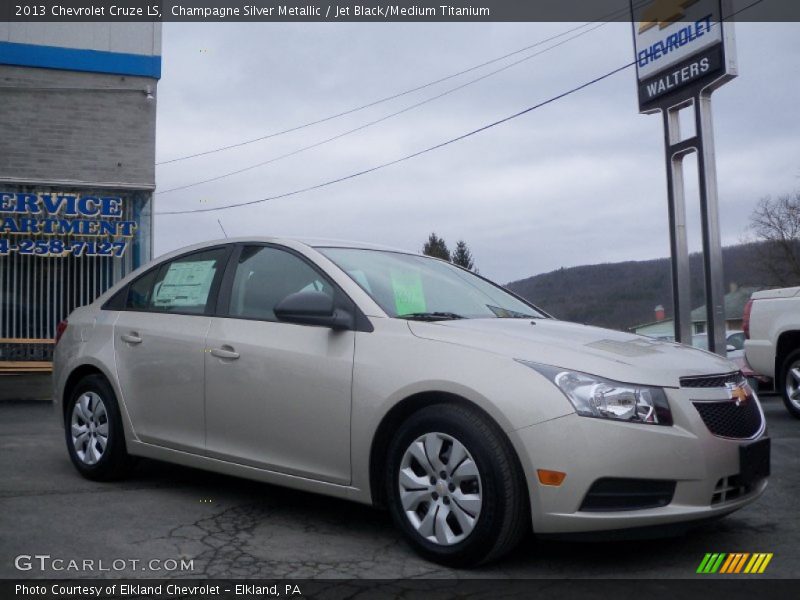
120, 332, 142, 344
210, 346, 240, 360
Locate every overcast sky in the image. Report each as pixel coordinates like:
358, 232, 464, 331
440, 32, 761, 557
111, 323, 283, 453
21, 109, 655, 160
152, 20, 799, 284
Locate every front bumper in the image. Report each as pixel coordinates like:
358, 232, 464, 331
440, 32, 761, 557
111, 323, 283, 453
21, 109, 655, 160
510, 386, 768, 535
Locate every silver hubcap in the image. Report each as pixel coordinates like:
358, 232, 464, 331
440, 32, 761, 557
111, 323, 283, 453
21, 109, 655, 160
71, 392, 109, 465
786, 362, 800, 410
398, 432, 482, 546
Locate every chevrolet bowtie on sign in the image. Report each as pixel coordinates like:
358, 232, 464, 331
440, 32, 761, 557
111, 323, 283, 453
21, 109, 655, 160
639, 0, 702, 33
697, 553, 774, 574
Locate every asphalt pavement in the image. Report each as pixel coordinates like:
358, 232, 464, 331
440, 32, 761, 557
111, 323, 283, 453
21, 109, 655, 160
0, 395, 797, 579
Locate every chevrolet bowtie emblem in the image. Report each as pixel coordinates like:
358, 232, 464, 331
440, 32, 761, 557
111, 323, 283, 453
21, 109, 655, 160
727, 383, 749, 406
638, 0, 701, 33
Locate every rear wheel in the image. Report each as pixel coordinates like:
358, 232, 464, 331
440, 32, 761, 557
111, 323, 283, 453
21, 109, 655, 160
65, 374, 134, 480
780, 349, 800, 419
385, 404, 528, 566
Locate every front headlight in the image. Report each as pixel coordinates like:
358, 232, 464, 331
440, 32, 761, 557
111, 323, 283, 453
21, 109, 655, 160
517, 360, 672, 425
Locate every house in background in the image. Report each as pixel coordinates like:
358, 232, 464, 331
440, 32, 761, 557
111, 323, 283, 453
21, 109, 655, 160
631, 285, 760, 339
691, 285, 759, 334
631, 305, 674, 340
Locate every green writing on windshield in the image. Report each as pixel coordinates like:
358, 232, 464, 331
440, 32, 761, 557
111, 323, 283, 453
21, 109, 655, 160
391, 270, 427, 315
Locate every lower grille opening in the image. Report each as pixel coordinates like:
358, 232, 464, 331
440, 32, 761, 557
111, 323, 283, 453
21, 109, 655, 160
580, 478, 676, 512
711, 475, 753, 505
693, 399, 763, 439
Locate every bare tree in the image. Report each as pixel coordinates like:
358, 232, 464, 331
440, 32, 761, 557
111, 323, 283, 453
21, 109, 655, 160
750, 192, 800, 286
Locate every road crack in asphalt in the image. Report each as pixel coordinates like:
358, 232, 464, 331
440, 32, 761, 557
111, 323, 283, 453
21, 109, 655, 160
138, 499, 451, 579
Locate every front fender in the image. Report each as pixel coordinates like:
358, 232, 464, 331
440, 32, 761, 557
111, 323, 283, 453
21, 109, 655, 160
348, 318, 574, 502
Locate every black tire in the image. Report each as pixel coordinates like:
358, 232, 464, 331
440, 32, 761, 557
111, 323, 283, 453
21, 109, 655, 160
779, 349, 800, 419
65, 374, 134, 480
385, 403, 529, 567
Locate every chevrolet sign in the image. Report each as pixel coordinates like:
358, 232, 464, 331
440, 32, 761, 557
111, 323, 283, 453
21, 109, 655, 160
630, 0, 736, 112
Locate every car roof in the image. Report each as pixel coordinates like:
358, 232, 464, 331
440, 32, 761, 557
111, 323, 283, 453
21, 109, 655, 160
160, 236, 418, 256
298, 237, 416, 253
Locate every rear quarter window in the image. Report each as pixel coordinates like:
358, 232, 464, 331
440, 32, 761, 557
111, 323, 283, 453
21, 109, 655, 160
103, 247, 228, 314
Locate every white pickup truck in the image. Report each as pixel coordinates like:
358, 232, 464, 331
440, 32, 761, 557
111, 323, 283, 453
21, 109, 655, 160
744, 286, 800, 418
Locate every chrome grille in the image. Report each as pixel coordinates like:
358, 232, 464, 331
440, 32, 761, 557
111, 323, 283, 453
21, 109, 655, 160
680, 372, 742, 388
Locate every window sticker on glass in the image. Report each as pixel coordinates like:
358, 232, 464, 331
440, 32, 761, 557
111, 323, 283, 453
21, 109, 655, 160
153, 260, 217, 309
391, 270, 426, 315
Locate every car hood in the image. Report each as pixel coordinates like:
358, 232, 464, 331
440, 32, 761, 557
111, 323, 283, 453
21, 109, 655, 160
407, 318, 737, 388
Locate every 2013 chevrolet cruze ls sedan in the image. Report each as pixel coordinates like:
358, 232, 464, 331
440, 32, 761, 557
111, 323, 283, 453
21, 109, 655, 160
54, 238, 770, 566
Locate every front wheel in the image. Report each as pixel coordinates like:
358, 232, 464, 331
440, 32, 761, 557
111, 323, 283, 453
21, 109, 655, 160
65, 374, 134, 480
385, 404, 528, 567
780, 349, 800, 419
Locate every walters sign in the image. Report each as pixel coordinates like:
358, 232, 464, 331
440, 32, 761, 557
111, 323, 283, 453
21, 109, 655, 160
0, 191, 137, 257
631, 0, 737, 112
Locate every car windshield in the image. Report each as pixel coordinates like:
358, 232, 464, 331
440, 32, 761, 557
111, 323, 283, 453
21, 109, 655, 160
318, 247, 545, 320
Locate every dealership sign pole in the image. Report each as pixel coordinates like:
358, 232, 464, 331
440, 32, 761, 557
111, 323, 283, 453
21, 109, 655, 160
631, 0, 737, 355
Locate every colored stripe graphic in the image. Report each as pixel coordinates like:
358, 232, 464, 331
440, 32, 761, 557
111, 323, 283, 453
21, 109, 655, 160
759, 554, 774, 573
699, 553, 772, 574
720, 553, 750, 573
733, 553, 750, 573
696, 553, 713, 573
697, 553, 726, 573
719, 554, 736, 573
744, 553, 774, 574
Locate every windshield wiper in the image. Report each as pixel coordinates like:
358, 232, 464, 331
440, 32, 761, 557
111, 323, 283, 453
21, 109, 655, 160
486, 304, 538, 319
397, 312, 465, 321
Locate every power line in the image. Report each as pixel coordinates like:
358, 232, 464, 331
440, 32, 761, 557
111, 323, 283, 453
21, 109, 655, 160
156, 21, 609, 195
157, 61, 635, 215
156, 0, 765, 216
155, 1, 646, 166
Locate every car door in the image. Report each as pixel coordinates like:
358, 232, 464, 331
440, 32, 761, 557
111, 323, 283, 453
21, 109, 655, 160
113, 246, 230, 453
204, 244, 355, 484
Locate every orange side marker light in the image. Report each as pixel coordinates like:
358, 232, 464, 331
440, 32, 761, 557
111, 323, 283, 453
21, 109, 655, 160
537, 470, 567, 486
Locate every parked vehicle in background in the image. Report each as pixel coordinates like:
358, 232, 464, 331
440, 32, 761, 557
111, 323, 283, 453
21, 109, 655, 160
691, 331, 768, 391
692, 330, 745, 360
744, 287, 800, 418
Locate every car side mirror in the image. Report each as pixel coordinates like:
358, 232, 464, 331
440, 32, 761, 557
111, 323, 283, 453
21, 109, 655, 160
274, 290, 352, 330
727, 344, 736, 352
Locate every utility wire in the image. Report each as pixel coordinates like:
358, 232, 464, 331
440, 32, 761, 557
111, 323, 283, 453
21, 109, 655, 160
157, 61, 635, 215
156, 0, 765, 216
156, 1, 647, 166
156, 21, 609, 195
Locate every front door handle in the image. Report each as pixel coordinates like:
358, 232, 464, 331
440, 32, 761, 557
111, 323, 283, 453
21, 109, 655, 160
210, 346, 240, 360
120, 332, 142, 344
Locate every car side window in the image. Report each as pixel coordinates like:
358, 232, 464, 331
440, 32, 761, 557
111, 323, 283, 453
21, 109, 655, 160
125, 268, 159, 310
228, 246, 334, 322
123, 248, 227, 314
149, 248, 228, 314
